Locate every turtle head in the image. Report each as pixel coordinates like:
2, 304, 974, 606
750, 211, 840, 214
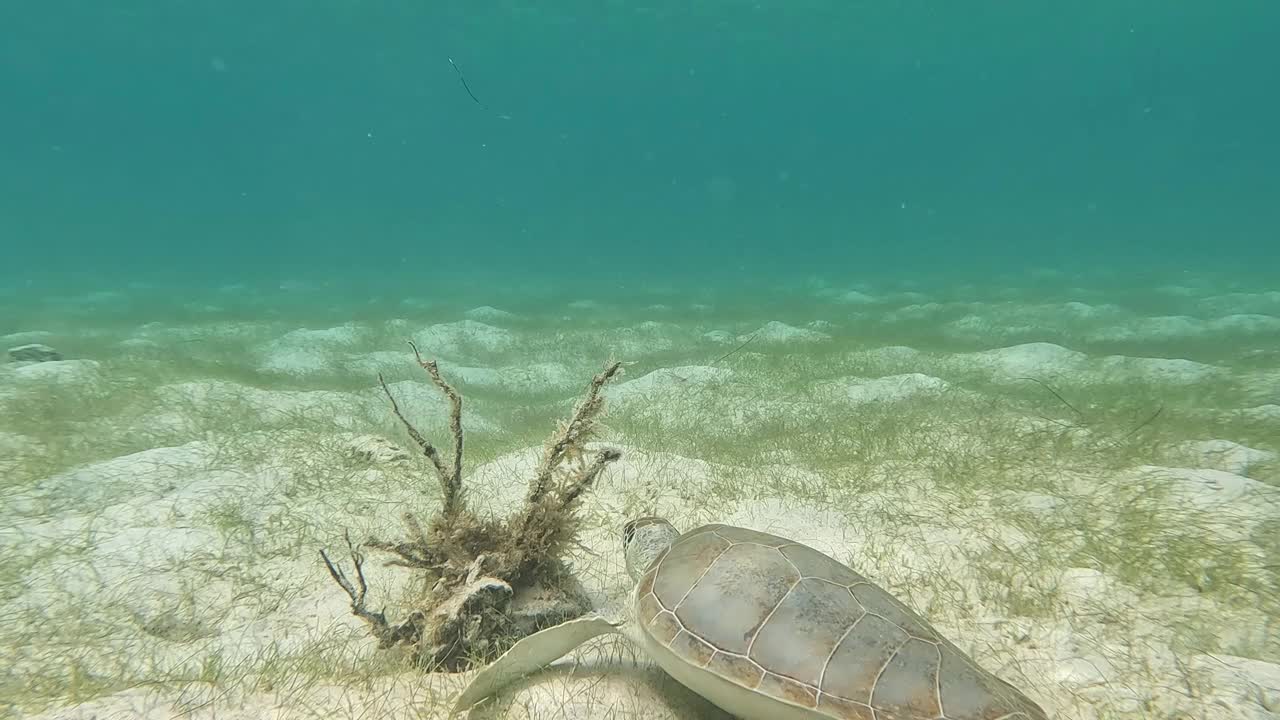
623, 516, 679, 581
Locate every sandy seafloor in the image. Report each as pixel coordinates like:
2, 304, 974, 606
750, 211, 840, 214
1, 272, 1278, 720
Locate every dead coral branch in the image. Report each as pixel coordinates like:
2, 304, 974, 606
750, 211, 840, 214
322, 350, 624, 671
319, 531, 421, 648
526, 360, 623, 508
377, 340, 466, 518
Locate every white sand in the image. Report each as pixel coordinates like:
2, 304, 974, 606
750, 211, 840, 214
3, 282, 1278, 720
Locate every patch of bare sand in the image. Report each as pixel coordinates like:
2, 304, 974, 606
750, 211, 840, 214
9, 441, 1279, 720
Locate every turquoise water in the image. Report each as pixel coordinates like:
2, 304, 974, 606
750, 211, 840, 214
2, 6, 1279, 718
3, 2, 1277, 287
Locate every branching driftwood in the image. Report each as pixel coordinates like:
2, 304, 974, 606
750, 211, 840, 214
322, 342, 624, 670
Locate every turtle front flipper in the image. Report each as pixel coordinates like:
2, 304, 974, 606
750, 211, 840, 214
450, 614, 623, 715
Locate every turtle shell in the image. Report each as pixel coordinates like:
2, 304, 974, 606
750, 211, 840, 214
633, 524, 1047, 720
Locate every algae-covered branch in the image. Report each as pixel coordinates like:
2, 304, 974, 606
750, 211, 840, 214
320, 342, 623, 670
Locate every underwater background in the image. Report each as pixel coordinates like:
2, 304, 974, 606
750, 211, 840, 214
3, 1, 1278, 289
3, 4, 1280, 720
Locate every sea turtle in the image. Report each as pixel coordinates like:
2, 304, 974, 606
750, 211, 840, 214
452, 517, 1049, 719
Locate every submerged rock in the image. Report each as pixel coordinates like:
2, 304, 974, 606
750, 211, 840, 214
747, 320, 831, 343
11, 358, 100, 385
824, 373, 951, 405
836, 290, 880, 305
966, 342, 1088, 378
8, 343, 62, 363
463, 305, 516, 322
345, 434, 412, 465
1181, 439, 1276, 475
412, 320, 514, 357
